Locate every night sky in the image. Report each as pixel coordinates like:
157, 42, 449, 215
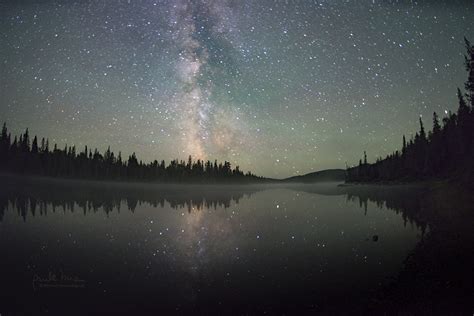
1, 1, 473, 178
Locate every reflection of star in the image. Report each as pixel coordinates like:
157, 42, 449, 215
176, 199, 237, 278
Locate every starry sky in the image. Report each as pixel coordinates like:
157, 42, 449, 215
1, 0, 473, 178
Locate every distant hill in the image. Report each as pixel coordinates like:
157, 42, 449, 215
282, 169, 346, 183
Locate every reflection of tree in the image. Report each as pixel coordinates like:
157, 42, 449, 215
0, 197, 7, 221
342, 185, 429, 234
0, 176, 262, 221
292, 183, 474, 313
289, 183, 429, 233
340, 184, 474, 313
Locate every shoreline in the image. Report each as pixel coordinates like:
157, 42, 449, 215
0, 172, 271, 187
339, 178, 464, 189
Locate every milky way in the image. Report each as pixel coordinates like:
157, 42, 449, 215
170, 0, 241, 160
1, 1, 473, 177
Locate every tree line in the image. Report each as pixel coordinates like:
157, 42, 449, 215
0, 126, 261, 183
346, 38, 474, 183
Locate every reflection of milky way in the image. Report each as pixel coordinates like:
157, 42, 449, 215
170, 0, 239, 160
175, 202, 238, 301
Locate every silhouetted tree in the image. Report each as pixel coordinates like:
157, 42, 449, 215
346, 39, 474, 184
465, 37, 474, 106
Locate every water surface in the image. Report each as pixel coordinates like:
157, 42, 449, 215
0, 177, 425, 314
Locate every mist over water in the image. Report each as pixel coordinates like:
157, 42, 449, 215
0, 177, 426, 314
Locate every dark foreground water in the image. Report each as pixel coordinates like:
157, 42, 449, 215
0, 176, 442, 314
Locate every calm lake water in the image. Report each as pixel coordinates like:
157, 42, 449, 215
0, 177, 426, 314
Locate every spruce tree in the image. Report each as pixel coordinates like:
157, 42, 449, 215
31, 136, 39, 154
464, 37, 474, 106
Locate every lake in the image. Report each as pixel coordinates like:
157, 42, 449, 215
0, 176, 430, 314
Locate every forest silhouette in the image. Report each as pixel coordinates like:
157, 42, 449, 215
346, 38, 474, 183
0, 127, 262, 183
